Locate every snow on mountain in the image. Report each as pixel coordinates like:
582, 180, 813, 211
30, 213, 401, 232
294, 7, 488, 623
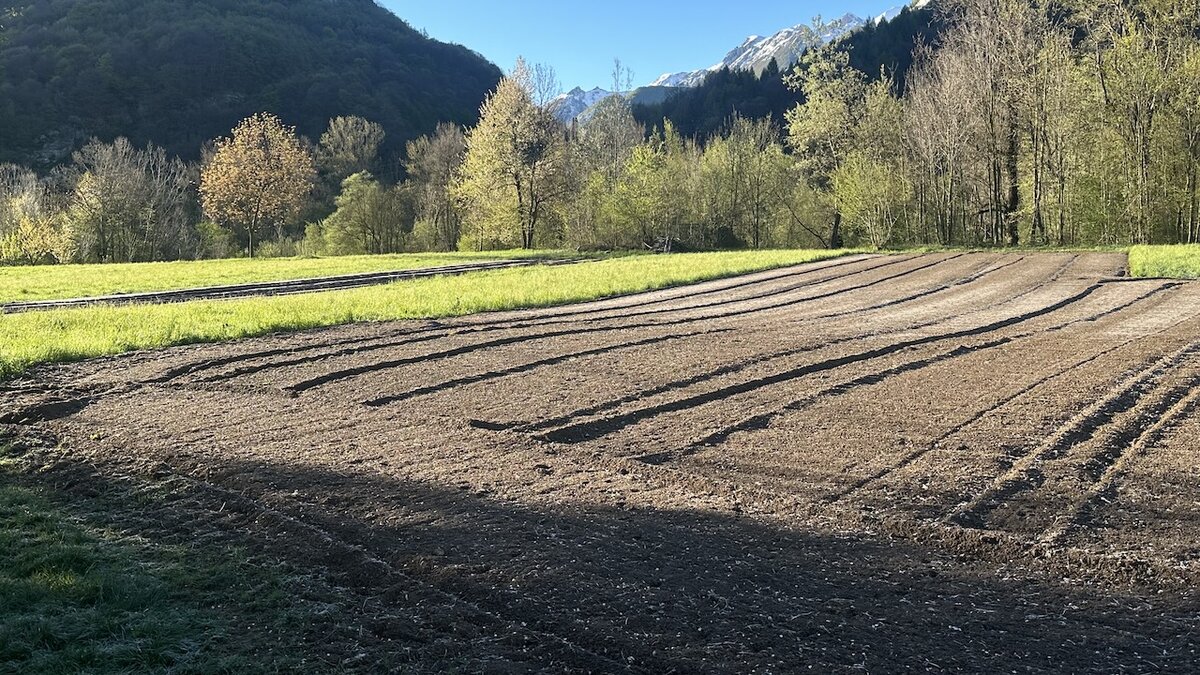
650, 13, 865, 89
876, 0, 932, 24
553, 1, 934, 123
549, 86, 615, 123
650, 1, 930, 89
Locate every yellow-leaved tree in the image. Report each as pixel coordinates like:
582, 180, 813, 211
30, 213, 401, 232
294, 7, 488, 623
200, 113, 315, 257
455, 59, 568, 250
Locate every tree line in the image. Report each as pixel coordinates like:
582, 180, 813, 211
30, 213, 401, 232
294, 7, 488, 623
2, 0, 1197, 265
458, 0, 1200, 251
835, 0, 1200, 248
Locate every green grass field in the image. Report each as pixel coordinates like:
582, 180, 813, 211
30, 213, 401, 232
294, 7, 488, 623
1129, 245, 1200, 279
0, 249, 856, 380
0, 250, 567, 303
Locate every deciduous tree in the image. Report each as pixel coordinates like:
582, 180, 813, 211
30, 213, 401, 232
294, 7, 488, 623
65, 138, 195, 263
320, 172, 414, 255
200, 113, 315, 257
456, 59, 569, 249
406, 123, 467, 251
318, 116, 386, 180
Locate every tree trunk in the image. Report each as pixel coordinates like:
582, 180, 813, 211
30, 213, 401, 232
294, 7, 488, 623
1005, 116, 1021, 248
1188, 162, 1198, 244
830, 212, 844, 250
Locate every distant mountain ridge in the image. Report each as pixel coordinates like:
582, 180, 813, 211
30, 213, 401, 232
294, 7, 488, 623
630, 0, 943, 142
650, 12, 869, 88
552, 2, 930, 124
550, 87, 613, 124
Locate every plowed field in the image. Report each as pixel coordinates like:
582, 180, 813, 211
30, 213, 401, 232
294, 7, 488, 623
5, 252, 1199, 672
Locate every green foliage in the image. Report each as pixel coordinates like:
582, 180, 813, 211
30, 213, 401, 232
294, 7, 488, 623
832, 151, 911, 249
195, 221, 237, 260
0, 0, 502, 168
0, 164, 68, 265
0, 249, 853, 378
319, 172, 415, 255
64, 138, 197, 263
456, 60, 569, 250
1129, 244, 1200, 278
0, 206, 66, 265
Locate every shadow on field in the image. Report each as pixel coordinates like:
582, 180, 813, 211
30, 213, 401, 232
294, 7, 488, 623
18, 447, 1200, 674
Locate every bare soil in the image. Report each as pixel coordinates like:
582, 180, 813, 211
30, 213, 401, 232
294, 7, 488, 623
4, 252, 1200, 673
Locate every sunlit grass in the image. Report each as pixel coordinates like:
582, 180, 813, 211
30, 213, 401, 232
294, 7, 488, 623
0, 249, 856, 379
1129, 245, 1200, 279
0, 250, 570, 303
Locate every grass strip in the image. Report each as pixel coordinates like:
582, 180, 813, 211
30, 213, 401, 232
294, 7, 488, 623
0, 448, 305, 673
0, 250, 575, 303
0, 249, 855, 379
1129, 245, 1200, 279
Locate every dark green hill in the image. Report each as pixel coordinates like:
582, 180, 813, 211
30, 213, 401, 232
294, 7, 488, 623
0, 0, 502, 166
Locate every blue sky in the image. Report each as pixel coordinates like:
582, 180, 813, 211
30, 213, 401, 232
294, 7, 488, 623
383, 1, 904, 91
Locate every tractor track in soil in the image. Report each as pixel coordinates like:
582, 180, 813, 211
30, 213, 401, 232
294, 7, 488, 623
5, 251, 1200, 673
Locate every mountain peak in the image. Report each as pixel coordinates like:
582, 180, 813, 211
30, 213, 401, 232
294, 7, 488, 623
550, 86, 616, 123
648, 3, 919, 89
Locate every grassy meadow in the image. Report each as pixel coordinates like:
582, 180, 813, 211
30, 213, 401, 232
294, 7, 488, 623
0, 250, 569, 304
0, 249, 857, 379
1129, 245, 1200, 279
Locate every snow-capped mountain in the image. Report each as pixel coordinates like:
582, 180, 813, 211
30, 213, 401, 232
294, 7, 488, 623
549, 86, 615, 124
551, 0, 935, 123
651, 13, 866, 88
650, 1, 933, 89
875, 0, 932, 25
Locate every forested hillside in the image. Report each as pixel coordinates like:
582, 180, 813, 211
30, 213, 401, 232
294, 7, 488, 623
0, 0, 502, 167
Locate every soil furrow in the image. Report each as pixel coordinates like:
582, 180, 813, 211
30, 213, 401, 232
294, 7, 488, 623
801, 254, 1026, 323
1040, 375, 1200, 545
947, 341, 1200, 529
441, 256, 1075, 434
820, 318, 1185, 506
361, 328, 732, 407
145, 254, 883, 382
280, 255, 959, 394
537, 284, 1104, 446
687, 281, 1183, 460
